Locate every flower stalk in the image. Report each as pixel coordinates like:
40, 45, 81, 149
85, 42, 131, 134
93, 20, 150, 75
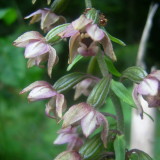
85, 0, 92, 8
111, 92, 124, 133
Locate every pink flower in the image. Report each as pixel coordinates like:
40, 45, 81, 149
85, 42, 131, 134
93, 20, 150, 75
59, 15, 116, 63
133, 70, 160, 116
62, 103, 108, 147
54, 151, 82, 160
73, 78, 99, 100
13, 31, 58, 77
54, 126, 83, 151
20, 81, 66, 119
25, 8, 66, 32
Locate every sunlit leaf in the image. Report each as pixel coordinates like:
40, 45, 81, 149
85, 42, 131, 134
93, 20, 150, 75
111, 80, 135, 107
105, 56, 121, 77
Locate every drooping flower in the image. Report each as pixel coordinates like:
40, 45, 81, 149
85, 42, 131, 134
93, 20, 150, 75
133, 70, 160, 117
54, 126, 83, 151
54, 150, 82, 160
13, 31, 58, 77
73, 78, 99, 100
62, 102, 108, 147
25, 8, 66, 32
59, 15, 116, 63
20, 81, 66, 119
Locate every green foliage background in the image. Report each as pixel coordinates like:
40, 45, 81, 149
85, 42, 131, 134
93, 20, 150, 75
0, 0, 160, 159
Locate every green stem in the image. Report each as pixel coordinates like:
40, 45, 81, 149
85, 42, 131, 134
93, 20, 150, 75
111, 92, 124, 133
85, 0, 92, 8
97, 52, 109, 77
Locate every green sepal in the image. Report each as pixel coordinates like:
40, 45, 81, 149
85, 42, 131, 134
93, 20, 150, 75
111, 80, 135, 108
79, 134, 104, 160
45, 23, 70, 44
127, 149, 153, 160
85, 8, 99, 24
114, 135, 126, 160
53, 72, 89, 93
87, 76, 111, 108
51, 0, 70, 14
121, 66, 147, 83
67, 54, 84, 71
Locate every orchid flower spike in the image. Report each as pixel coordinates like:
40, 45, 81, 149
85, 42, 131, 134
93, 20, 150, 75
54, 126, 83, 151
59, 15, 116, 63
133, 70, 160, 117
13, 31, 58, 77
62, 102, 108, 147
25, 8, 66, 32
20, 81, 66, 119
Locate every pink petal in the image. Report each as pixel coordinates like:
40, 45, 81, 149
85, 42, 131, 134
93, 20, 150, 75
132, 85, 144, 118
78, 41, 98, 56
100, 34, 116, 61
54, 133, 77, 144
59, 24, 79, 38
69, 32, 81, 63
72, 15, 92, 30
86, 24, 105, 41
20, 81, 52, 94
25, 41, 49, 58
56, 94, 67, 118
13, 31, 43, 47
137, 78, 159, 96
24, 9, 42, 19
96, 112, 109, 148
45, 99, 56, 119
62, 103, 92, 128
47, 47, 57, 78
81, 111, 97, 137
41, 11, 59, 30
28, 86, 57, 101
149, 70, 160, 81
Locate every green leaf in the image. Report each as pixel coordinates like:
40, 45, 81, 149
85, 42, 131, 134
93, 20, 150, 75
111, 80, 135, 108
105, 56, 121, 77
101, 27, 126, 46
67, 54, 84, 71
129, 149, 153, 160
107, 32, 126, 46
114, 135, 126, 160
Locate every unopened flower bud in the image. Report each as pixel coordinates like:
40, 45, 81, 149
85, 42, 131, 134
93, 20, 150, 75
79, 134, 104, 159
87, 76, 111, 108
53, 72, 89, 93
122, 66, 147, 83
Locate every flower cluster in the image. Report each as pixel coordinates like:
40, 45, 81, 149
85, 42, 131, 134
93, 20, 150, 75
14, 2, 160, 159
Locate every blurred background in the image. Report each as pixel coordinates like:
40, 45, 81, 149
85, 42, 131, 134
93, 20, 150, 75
0, 0, 160, 159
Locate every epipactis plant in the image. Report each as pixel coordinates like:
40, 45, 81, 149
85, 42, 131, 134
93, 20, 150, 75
13, 0, 159, 159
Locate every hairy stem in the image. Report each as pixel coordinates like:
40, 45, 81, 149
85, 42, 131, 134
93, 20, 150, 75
111, 92, 124, 133
97, 52, 109, 77
85, 0, 92, 8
